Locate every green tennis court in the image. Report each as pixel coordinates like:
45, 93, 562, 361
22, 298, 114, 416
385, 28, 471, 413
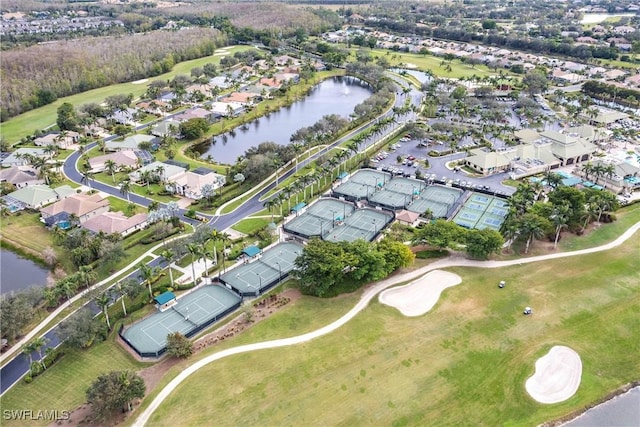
325, 208, 394, 242
120, 285, 241, 357
453, 193, 509, 230
407, 185, 464, 218
332, 169, 390, 201
219, 242, 304, 296
284, 198, 355, 239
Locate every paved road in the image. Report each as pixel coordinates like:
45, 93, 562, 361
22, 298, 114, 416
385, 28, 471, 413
133, 221, 640, 426
1, 74, 414, 395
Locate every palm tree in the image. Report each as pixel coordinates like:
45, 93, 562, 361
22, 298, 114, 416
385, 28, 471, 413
114, 281, 129, 317
550, 202, 570, 249
263, 198, 277, 222
160, 249, 176, 289
22, 341, 37, 367
77, 265, 96, 290
186, 243, 201, 286
81, 170, 94, 190
518, 213, 547, 254
105, 159, 118, 183
545, 171, 563, 190
95, 291, 112, 330
137, 262, 158, 299
119, 180, 132, 202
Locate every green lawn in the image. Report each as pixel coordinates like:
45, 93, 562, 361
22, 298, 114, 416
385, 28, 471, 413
1, 46, 256, 144
0, 334, 146, 426
231, 217, 271, 235
362, 48, 514, 79
145, 236, 639, 426
559, 201, 640, 251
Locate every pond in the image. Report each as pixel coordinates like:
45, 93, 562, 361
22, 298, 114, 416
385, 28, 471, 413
0, 248, 49, 295
563, 387, 640, 427
195, 76, 373, 164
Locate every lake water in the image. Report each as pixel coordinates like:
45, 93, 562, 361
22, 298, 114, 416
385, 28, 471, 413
196, 76, 373, 164
580, 13, 635, 24
0, 248, 49, 295
563, 387, 640, 427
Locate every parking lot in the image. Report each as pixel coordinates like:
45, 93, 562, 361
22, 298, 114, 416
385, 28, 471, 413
370, 135, 516, 196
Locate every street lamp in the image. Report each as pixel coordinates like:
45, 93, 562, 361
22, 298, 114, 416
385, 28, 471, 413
330, 209, 337, 226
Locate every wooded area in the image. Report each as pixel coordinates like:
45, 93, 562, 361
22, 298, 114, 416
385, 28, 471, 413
1, 28, 227, 120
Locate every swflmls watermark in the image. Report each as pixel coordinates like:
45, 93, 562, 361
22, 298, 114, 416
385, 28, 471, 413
3, 409, 70, 421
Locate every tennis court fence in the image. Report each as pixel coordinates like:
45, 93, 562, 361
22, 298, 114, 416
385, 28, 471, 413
118, 298, 242, 358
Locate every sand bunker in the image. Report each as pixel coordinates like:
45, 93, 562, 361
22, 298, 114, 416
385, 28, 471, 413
526, 346, 582, 404
378, 270, 462, 317
132, 79, 149, 85
404, 63, 418, 69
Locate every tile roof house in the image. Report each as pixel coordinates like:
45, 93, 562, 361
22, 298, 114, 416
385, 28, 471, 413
40, 193, 110, 226
82, 211, 148, 237
34, 131, 80, 149
170, 170, 226, 200
89, 150, 141, 172
0, 167, 44, 188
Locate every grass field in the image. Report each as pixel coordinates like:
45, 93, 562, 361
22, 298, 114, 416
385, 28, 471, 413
144, 233, 639, 426
1, 46, 255, 144
231, 217, 271, 235
0, 334, 146, 425
360, 48, 513, 79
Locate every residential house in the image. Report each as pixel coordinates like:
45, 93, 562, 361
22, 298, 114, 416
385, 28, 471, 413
209, 101, 244, 117
170, 168, 226, 200
82, 211, 149, 237
105, 134, 156, 152
108, 108, 137, 125
0, 167, 44, 188
223, 92, 261, 105
88, 150, 143, 173
604, 69, 627, 80
173, 107, 216, 122
3, 184, 74, 210
150, 119, 180, 138
40, 193, 110, 226
0, 148, 50, 168
259, 76, 283, 89
208, 76, 231, 89
34, 131, 79, 149
136, 100, 170, 115
129, 161, 185, 183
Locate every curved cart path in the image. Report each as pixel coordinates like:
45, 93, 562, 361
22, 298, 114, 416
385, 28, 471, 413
133, 221, 640, 426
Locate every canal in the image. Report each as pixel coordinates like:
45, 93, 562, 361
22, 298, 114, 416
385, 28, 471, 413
195, 76, 373, 164
0, 248, 49, 295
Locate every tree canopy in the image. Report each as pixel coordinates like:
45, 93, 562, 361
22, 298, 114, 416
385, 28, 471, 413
86, 370, 146, 417
293, 238, 414, 297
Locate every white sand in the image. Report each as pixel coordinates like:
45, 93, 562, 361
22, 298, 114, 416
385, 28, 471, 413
404, 63, 418, 69
378, 270, 462, 316
131, 78, 149, 85
526, 346, 582, 404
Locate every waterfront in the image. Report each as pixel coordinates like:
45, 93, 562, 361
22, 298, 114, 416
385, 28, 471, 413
0, 249, 49, 295
196, 76, 373, 164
